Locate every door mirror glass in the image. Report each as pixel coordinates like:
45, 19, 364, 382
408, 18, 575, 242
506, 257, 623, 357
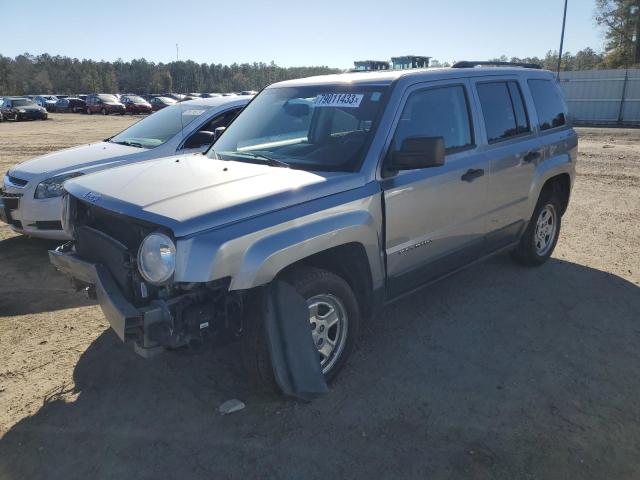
391, 136, 445, 170
184, 130, 215, 149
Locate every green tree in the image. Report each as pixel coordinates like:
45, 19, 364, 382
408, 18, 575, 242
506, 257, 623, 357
595, 0, 640, 67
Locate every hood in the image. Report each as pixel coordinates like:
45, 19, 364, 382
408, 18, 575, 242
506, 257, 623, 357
105, 102, 124, 106
64, 154, 366, 237
10, 142, 142, 178
18, 106, 44, 111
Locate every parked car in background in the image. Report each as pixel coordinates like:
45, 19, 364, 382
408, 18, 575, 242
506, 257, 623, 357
150, 96, 177, 111
55, 97, 87, 113
1, 96, 251, 239
76, 94, 88, 101
55, 94, 69, 99
34, 95, 59, 112
121, 95, 153, 114
85, 94, 126, 115
46, 64, 576, 394
0, 97, 48, 121
201, 93, 222, 98
239, 90, 258, 96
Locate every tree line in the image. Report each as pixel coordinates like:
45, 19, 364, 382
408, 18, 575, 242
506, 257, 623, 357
0, 54, 340, 96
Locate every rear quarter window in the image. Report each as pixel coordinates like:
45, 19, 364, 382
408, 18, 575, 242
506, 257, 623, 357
527, 79, 567, 131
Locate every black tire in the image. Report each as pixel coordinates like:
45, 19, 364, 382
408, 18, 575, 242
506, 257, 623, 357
86, 107, 92, 115
510, 189, 562, 267
101, 108, 108, 115
241, 266, 361, 393
14, 114, 20, 122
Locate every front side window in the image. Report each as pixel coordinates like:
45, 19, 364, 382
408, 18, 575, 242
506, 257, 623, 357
392, 85, 473, 153
211, 85, 388, 172
109, 103, 213, 148
477, 80, 531, 143
527, 79, 566, 131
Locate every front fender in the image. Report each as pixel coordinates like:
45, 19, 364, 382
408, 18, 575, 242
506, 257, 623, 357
174, 185, 384, 291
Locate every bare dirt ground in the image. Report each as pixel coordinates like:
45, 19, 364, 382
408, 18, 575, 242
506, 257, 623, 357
0, 115, 639, 479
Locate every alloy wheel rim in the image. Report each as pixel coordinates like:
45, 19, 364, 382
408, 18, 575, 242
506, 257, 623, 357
307, 293, 348, 375
534, 204, 557, 256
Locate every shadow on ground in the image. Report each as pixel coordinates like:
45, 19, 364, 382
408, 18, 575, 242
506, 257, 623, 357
1, 256, 639, 479
0, 235, 93, 316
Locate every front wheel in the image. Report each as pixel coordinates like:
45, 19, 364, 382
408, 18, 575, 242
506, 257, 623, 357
241, 266, 361, 392
510, 191, 562, 266
86, 107, 92, 115
101, 108, 108, 115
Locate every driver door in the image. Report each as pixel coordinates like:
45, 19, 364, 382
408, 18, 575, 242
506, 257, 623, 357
382, 80, 491, 297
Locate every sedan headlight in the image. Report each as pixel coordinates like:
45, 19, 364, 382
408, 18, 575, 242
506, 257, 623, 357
34, 172, 84, 199
17, 109, 25, 113
137, 232, 176, 285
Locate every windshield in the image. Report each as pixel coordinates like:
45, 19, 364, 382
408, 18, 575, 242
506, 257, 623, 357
211, 85, 388, 172
99, 94, 119, 103
44, 96, 57, 101
13, 99, 37, 107
127, 96, 147, 103
109, 103, 211, 148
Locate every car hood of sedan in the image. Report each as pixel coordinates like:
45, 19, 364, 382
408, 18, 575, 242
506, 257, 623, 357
64, 153, 366, 237
9, 141, 142, 179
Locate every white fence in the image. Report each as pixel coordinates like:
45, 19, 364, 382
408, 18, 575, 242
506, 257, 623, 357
558, 69, 640, 126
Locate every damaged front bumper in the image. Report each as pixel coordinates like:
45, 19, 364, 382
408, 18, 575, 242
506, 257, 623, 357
49, 245, 204, 357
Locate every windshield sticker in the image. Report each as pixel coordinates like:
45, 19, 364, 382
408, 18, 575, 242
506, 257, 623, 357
182, 109, 205, 116
314, 93, 364, 108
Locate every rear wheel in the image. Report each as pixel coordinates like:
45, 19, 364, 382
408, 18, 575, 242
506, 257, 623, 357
86, 107, 92, 115
510, 190, 562, 266
101, 108, 108, 115
241, 266, 361, 392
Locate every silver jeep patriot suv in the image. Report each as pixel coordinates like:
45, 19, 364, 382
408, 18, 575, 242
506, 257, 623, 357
50, 61, 577, 396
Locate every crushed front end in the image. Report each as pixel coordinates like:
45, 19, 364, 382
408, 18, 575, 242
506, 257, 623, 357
49, 194, 243, 357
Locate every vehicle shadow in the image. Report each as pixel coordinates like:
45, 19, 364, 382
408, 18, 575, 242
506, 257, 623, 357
0, 235, 94, 316
0, 257, 639, 479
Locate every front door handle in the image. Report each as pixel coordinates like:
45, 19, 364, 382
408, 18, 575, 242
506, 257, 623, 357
523, 150, 542, 163
461, 168, 484, 182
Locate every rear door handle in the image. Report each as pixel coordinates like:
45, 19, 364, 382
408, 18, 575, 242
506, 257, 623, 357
461, 168, 484, 182
523, 151, 541, 163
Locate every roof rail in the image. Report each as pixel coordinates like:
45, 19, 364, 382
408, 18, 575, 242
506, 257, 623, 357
452, 61, 542, 69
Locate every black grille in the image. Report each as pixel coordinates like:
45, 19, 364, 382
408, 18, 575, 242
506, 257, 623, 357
75, 225, 135, 301
7, 176, 28, 187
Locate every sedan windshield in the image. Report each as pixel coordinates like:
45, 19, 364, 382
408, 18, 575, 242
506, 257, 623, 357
127, 96, 147, 103
109, 103, 211, 148
99, 94, 119, 103
211, 85, 388, 172
13, 99, 37, 107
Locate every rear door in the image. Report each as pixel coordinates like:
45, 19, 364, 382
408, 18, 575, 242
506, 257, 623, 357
470, 76, 540, 248
382, 80, 492, 297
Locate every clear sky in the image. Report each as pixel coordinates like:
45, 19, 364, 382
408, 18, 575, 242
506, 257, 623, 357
3, 0, 603, 68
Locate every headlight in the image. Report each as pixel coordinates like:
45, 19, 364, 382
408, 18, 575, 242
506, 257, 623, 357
17, 109, 25, 113
137, 232, 176, 285
34, 172, 84, 199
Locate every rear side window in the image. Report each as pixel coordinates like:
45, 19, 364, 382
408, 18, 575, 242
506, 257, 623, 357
393, 85, 473, 153
477, 81, 530, 143
528, 79, 566, 131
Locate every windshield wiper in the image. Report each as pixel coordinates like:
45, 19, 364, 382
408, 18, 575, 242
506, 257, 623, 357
239, 152, 290, 168
111, 140, 145, 148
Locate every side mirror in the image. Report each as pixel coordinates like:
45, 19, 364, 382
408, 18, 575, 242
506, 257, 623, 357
184, 130, 215, 149
213, 126, 226, 141
391, 136, 445, 171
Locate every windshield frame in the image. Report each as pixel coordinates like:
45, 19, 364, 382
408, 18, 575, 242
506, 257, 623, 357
209, 83, 391, 173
